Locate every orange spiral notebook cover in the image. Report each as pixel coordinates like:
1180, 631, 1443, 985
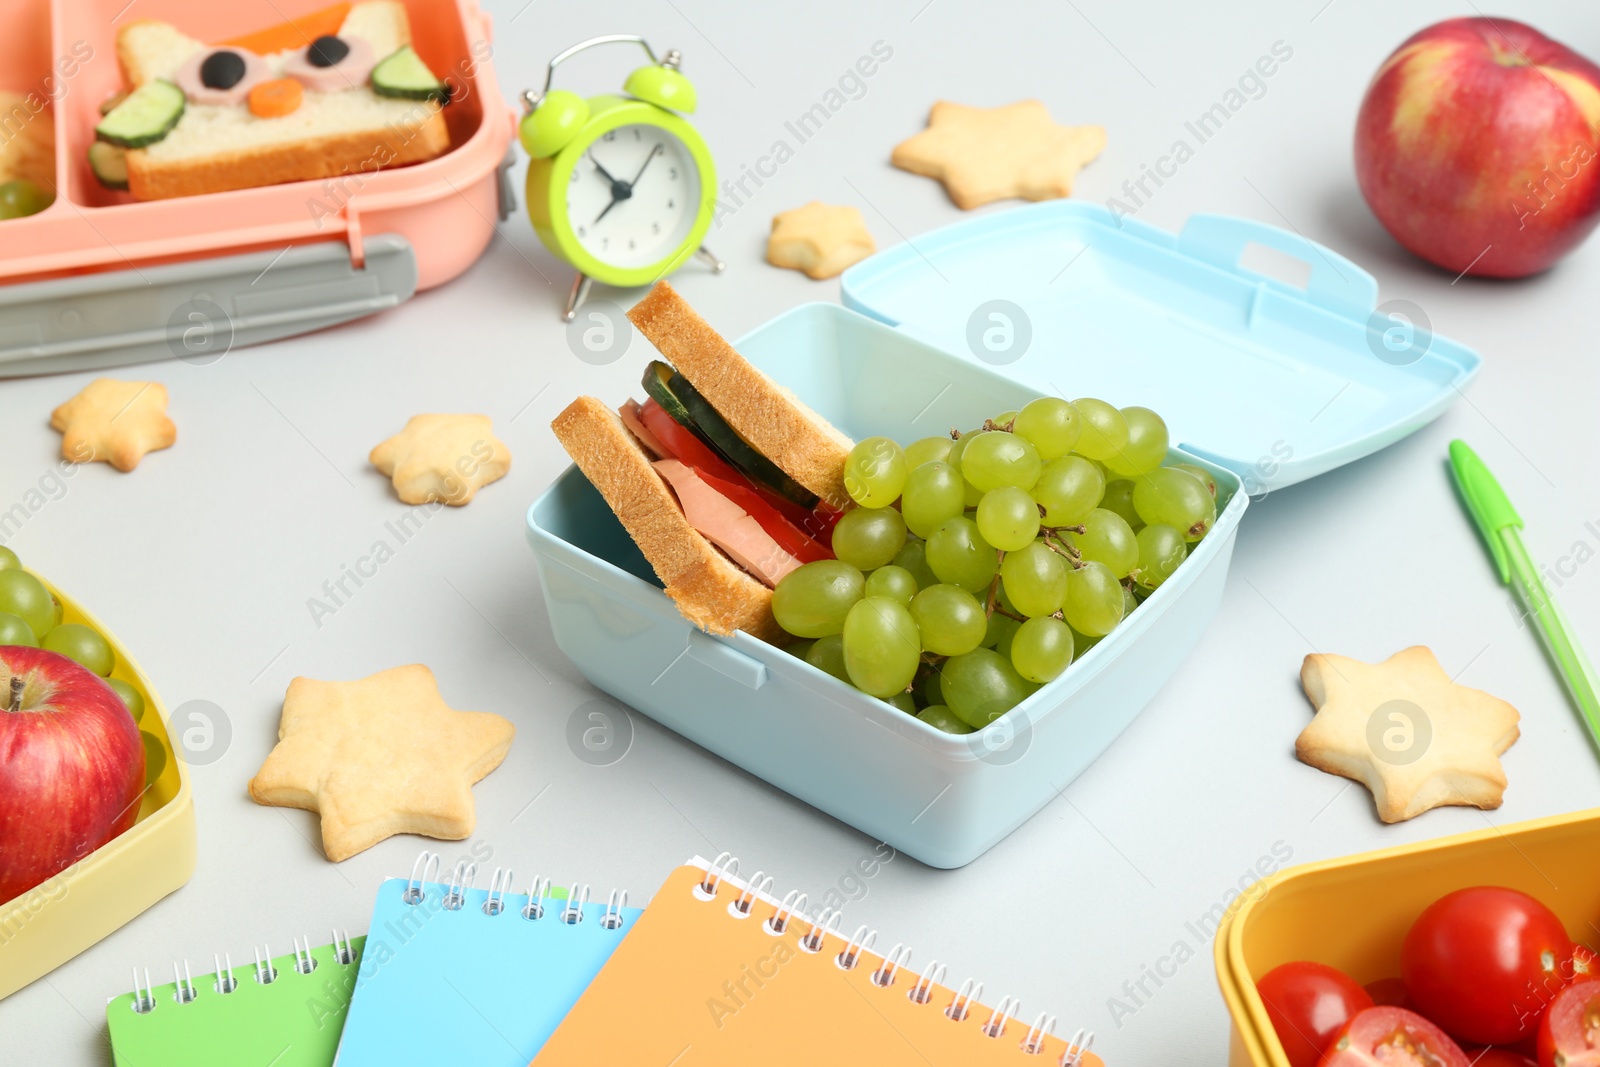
532, 855, 1102, 1067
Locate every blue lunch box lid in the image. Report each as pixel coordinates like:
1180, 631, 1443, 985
839, 201, 1481, 493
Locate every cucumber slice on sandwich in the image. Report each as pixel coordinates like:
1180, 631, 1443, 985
641, 361, 819, 508
88, 142, 129, 190
95, 80, 185, 149
371, 46, 449, 102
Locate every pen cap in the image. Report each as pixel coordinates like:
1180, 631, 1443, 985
1448, 439, 1522, 582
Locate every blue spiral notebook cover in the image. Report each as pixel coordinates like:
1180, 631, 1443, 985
334, 853, 641, 1066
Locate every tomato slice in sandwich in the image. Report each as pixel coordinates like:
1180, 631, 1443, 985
636, 399, 833, 564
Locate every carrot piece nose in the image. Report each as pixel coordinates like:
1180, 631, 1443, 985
248, 77, 303, 118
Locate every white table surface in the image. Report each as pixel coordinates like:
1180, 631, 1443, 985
7, 0, 1600, 1062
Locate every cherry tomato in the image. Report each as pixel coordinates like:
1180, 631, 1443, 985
1537, 978, 1600, 1067
1467, 1048, 1538, 1067
1364, 977, 1409, 1009
1258, 961, 1375, 1067
1402, 887, 1574, 1045
1319, 1007, 1471, 1067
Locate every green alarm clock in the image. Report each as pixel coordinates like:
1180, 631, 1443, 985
520, 36, 723, 321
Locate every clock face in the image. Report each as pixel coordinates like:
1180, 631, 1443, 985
565, 124, 702, 270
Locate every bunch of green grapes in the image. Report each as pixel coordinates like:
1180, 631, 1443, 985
773, 397, 1218, 735
0, 545, 144, 720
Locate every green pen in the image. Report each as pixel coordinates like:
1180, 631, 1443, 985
1449, 439, 1600, 753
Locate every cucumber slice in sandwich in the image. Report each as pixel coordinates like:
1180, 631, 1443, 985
372, 46, 449, 102
88, 142, 129, 190
641, 361, 819, 508
95, 80, 185, 149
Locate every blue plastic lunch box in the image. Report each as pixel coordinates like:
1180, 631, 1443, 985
525, 202, 1481, 868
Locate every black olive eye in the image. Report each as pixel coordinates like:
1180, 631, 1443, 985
199, 50, 247, 90
306, 35, 350, 68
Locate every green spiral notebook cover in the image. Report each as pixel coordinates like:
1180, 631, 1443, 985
106, 934, 365, 1067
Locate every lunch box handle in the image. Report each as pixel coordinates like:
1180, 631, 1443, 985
683, 631, 769, 690
1176, 214, 1378, 321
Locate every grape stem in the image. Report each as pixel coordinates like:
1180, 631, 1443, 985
981, 417, 1017, 433
6, 675, 22, 713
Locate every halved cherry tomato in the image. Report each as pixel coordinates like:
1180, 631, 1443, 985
637, 400, 833, 564
1465, 1048, 1538, 1067
1402, 887, 1575, 1045
1319, 1007, 1471, 1067
1258, 961, 1374, 1067
1364, 977, 1409, 1009
1537, 978, 1600, 1067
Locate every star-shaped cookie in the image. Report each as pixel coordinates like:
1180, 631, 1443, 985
1296, 646, 1520, 824
767, 202, 876, 279
891, 100, 1106, 210
370, 413, 510, 506
50, 378, 176, 471
248, 665, 515, 861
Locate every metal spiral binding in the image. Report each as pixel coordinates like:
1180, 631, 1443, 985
601, 889, 629, 929
484, 867, 514, 916
688, 855, 1096, 1063
442, 860, 477, 910
522, 875, 551, 920
404, 851, 441, 904
127, 930, 357, 1016
395, 854, 629, 934
560, 883, 591, 924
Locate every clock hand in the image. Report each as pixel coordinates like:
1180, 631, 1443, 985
587, 151, 620, 185
628, 142, 664, 187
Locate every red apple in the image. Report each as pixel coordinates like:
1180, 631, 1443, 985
0, 646, 145, 904
1355, 17, 1600, 277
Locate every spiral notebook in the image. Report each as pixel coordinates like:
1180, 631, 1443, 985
107, 931, 364, 1067
533, 854, 1102, 1066
333, 851, 642, 1066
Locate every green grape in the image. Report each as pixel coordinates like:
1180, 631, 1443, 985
982, 612, 1020, 654
1123, 584, 1139, 617
884, 692, 917, 714
1062, 560, 1125, 636
959, 431, 1042, 492
1066, 508, 1139, 578
947, 431, 980, 468
1069, 624, 1102, 657
916, 668, 944, 707
904, 435, 956, 469
908, 584, 987, 656
0, 612, 36, 647
916, 704, 974, 735
0, 570, 54, 638
772, 560, 864, 638
926, 516, 999, 593
843, 437, 909, 508
42, 623, 114, 676
993, 409, 1019, 426
107, 677, 145, 722
975, 487, 1040, 551
1032, 456, 1104, 526
1103, 406, 1169, 476
49, 594, 62, 629
962, 477, 984, 507
1134, 523, 1187, 590
900, 461, 966, 539
940, 648, 1032, 728
806, 634, 851, 682
1100, 479, 1143, 531
891, 539, 940, 590
998, 542, 1067, 618
864, 565, 918, 605
786, 638, 817, 660
1010, 616, 1074, 684
1012, 397, 1081, 460
1072, 398, 1128, 461
831, 506, 907, 571
0, 179, 51, 220
0, 546, 17, 571
1172, 462, 1218, 499
842, 598, 922, 698
1133, 466, 1217, 542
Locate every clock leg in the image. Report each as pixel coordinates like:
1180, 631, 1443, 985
563, 271, 592, 323
695, 245, 727, 274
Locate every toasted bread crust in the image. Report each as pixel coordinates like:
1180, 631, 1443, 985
627, 282, 853, 509
551, 396, 787, 643
124, 111, 449, 199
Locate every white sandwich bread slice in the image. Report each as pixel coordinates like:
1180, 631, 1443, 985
114, 0, 448, 200
551, 283, 858, 641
